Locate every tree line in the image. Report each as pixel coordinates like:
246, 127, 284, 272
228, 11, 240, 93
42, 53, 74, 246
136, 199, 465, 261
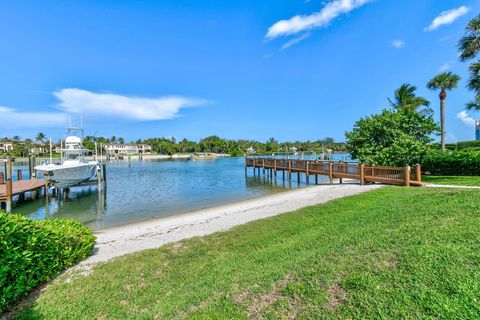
0, 134, 346, 157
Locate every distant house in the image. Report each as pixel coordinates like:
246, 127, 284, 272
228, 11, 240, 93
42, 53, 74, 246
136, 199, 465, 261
105, 144, 152, 155
30, 142, 47, 154
246, 147, 256, 154
0, 141, 14, 153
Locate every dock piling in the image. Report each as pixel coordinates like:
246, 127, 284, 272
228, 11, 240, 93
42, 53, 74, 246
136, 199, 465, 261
5, 157, 13, 212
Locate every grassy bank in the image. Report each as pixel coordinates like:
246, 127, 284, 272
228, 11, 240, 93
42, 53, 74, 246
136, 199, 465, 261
422, 175, 480, 186
16, 187, 480, 319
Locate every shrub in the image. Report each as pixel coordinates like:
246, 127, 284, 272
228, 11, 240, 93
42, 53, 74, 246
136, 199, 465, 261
0, 213, 95, 312
456, 140, 480, 150
345, 109, 439, 166
422, 149, 480, 176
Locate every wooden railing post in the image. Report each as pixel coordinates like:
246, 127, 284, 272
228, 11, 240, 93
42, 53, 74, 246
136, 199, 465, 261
404, 165, 411, 187
339, 161, 343, 184
306, 161, 310, 185
262, 158, 265, 175
415, 164, 421, 182
274, 159, 277, 177
6, 157, 13, 212
17, 169, 22, 181
0, 172, 4, 184
359, 163, 365, 185
329, 161, 333, 185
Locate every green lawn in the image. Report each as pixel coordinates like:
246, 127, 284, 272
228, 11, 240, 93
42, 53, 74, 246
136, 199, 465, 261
15, 187, 480, 319
422, 175, 480, 186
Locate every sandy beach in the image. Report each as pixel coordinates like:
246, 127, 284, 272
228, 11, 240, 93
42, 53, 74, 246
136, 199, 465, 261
83, 183, 383, 265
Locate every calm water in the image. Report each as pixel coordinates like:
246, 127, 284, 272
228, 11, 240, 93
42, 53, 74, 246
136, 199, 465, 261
7, 155, 347, 230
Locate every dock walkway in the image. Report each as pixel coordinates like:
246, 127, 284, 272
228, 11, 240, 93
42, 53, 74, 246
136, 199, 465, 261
246, 157, 428, 187
0, 179, 45, 201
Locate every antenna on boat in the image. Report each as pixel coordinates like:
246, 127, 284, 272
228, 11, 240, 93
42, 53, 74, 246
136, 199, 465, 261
80, 115, 83, 129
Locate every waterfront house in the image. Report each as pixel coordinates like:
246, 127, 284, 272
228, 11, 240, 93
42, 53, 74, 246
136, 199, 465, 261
106, 143, 152, 155
0, 141, 14, 153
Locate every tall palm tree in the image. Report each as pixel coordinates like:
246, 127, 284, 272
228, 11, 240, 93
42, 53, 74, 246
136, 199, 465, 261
459, 14, 480, 61
427, 72, 461, 152
459, 15, 480, 102
388, 83, 431, 114
35, 132, 46, 143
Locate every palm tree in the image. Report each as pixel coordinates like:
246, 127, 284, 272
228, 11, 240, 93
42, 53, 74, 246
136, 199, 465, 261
427, 72, 461, 152
35, 132, 46, 142
459, 15, 480, 102
458, 14, 480, 61
388, 83, 431, 115
466, 96, 480, 111
466, 61, 480, 94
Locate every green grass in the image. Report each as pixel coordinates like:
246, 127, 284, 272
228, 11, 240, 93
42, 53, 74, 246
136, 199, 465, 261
15, 187, 480, 319
422, 175, 480, 186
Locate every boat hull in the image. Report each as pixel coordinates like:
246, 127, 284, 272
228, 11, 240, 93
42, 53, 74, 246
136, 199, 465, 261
35, 163, 97, 188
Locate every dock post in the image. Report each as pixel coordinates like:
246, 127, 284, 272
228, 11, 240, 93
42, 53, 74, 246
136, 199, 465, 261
306, 161, 310, 185
288, 160, 292, 182
415, 164, 421, 182
359, 163, 365, 186
5, 157, 13, 212
315, 174, 318, 185
0, 172, 4, 184
252, 159, 256, 176
404, 165, 411, 187
339, 161, 343, 184
274, 159, 277, 178
17, 169, 22, 181
262, 159, 265, 175
97, 164, 102, 189
28, 155, 32, 179
329, 161, 333, 185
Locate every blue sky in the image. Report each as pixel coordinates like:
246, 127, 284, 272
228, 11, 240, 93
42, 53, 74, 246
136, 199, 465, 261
0, 0, 479, 142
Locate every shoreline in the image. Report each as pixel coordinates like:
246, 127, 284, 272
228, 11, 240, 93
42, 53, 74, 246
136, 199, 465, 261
83, 183, 383, 265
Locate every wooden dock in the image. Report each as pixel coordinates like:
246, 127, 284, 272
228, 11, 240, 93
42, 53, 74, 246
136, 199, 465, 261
1, 157, 107, 212
245, 158, 427, 187
0, 179, 45, 201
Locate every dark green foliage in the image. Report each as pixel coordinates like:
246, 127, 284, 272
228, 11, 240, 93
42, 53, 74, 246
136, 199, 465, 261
423, 149, 480, 175
0, 213, 95, 312
456, 140, 480, 150
345, 109, 440, 166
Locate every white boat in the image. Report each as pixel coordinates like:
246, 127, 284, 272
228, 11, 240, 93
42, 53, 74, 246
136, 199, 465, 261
35, 127, 98, 189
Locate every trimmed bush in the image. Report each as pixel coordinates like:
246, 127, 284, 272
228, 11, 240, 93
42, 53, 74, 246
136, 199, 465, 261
456, 140, 480, 150
422, 149, 480, 176
0, 213, 95, 312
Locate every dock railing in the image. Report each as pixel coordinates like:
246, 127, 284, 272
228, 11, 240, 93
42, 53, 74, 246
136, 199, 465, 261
245, 157, 424, 187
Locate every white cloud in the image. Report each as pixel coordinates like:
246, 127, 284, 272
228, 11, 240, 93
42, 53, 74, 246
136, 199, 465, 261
439, 62, 452, 72
425, 6, 470, 32
265, 0, 372, 39
456, 111, 476, 127
280, 33, 310, 50
53, 88, 209, 121
0, 106, 68, 128
391, 40, 406, 48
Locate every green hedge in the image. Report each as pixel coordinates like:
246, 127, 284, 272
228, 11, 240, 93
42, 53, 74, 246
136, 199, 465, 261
422, 150, 480, 176
456, 140, 480, 150
0, 213, 95, 312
